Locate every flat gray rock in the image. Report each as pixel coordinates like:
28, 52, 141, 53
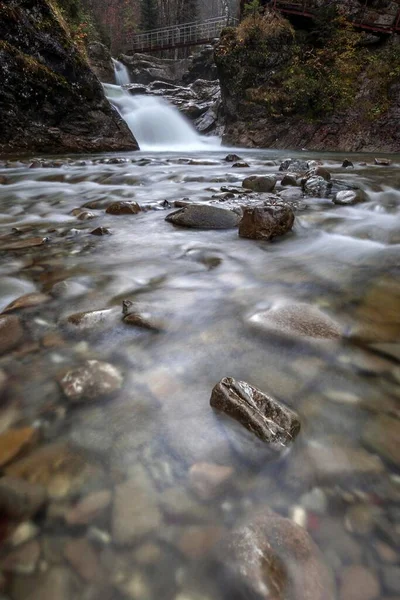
166, 204, 240, 229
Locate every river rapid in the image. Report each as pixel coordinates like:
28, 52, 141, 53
0, 147, 399, 600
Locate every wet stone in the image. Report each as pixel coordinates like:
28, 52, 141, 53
232, 162, 250, 168
65, 308, 119, 333
210, 377, 300, 451
225, 154, 243, 162
2, 540, 40, 575
2, 293, 51, 314
178, 525, 226, 560
10, 566, 79, 600
64, 537, 103, 582
9, 521, 39, 547
303, 175, 332, 198
242, 175, 276, 193
166, 204, 240, 229
105, 201, 141, 215
340, 565, 380, 600
112, 480, 162, 545
381, 567, 400, 594
0, 314, 24, 355
375, 158, 392, 166
238, 204, 294, 241
0, 476, 47, 520
58, 360, 123, 403
280, 174, 299, 186
188, 462, 234, 501
65, 490, 112, 526
0, 427, 39, 468
362, 414, 400, 467
342, 159, 354, 168
90, 227, 111, 236
217, 507, 335, 600
333, 189, 367, 205
0, 237, 49, 251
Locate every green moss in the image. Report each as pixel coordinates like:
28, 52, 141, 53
0, 40, 69, 88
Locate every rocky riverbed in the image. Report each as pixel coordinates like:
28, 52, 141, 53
0, 149, 399, 600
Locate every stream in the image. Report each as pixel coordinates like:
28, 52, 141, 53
0, 133, 399, 597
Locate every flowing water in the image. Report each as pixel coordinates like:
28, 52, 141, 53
0, 116, 399, 597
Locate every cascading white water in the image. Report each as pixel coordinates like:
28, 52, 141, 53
112, 59, 131, 86
105, 63, 220, 151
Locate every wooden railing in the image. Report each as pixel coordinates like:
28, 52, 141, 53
131, 16, 239, 53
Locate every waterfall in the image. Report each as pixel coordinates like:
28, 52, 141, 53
112, 59, 131, 86
103, 83, 220, 152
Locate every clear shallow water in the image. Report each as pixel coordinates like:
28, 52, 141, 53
0, 148, 399, 600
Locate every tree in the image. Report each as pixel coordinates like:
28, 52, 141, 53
141, 0, 158, 30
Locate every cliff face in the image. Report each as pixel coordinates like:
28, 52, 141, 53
215, 10, 400, 152
0, 0, 139, 156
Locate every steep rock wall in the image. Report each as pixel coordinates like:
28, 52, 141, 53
0, 0, 139, 156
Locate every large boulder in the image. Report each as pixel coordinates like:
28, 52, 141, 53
239, 204, 295, 240
0, 0, 138, 155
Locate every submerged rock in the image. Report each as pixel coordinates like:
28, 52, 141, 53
0, 315, 24, 355
59, 360, 123, 403
0, 427, 39, 468
166, 204, 240, 229
238, 204, 294, 240
112, 480, 162, 545
105, 201, 141, 215
0, 476, 46, 520
2, 293, 51, 313
210, 377, 300, 450
333, 189, 367, 205
217, 508, 336, 600
362, 414, 399, 467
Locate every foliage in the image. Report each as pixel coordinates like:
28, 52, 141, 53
140, 0, 158, 31
242, 0, 261, 18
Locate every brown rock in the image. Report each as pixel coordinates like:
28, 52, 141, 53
218, 508, 336, 600
2, 540, 40, 574
0, 476, 46, 520
178, 525, 225, 560
105, 201, 141, 215
10, 566, 78, 600
374, 158, 391, 166
210, 377, 300, 449
363, 414, 400, 467
58, 360, 123, 403
112, 481, 162, 545
242, 175, 276, 193
6, 443, 99, 500
0, 237, 48, 251
65, 490, 112, 526
90, 227, 111, 236
0, 314, 24, 354
340, 565, 380, 600
2, 293, 51, 313
189, 462, 233, 500
0, 427, 39, 468
64, 537, 103, 582
238, 204, 294, 240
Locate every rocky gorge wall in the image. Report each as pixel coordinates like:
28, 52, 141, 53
215, 9, 400, 152
0, 0, 138, 156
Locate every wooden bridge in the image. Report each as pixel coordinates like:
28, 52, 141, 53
130, 16, 238, 54
130, 0, 400, 54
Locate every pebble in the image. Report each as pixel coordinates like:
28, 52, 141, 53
363, 414, 400, 467
112, 480, 162, 545
340, 565, 380, 600
0, 237, 48, 251
242, 175, 276, 192
65, 489, 112, 526
90, 227, 111, 236
0, 476, 46, 520
1, 293, 51, 313
333, 189, 367, 205
10, 566, 78, 600
0, 427, 39, 468
188, 462, 234, 500
58, 359, 123, 403
382, 567, 400, 594
64, 537, 103, 582
300, 488, 327, 514
178, 525, 226, 560
2, 540, 41, 574
344, 503, 379, 536
374, 541, 398, 564
0, 314, 24, 355
10, 522, 40, 547
105, 201, 141, 215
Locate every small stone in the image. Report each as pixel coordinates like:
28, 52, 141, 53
133, 542, 162, 565
342, 159, 354, 168
189, 462, 233, 500
242, 175, 276, 193
238, 204, 294, 240
158, 486, 209, 522
0, 315, 24, 355
0, 237, 48, 251
178, 526, 225, 560
0, 427, 39, 468
2, 293, 51, 314
65, 490, 112, 526
300, 488, 327, 514
0, 477, 46, 520
374, 541, 398, 564
281, 174, 298, 186
11, 566, 78, 600
225, 154, 242, 162
65, 308, 119, 332
10, 522, 40, 547
340, 565, 380, 600
210, 377, 300, 449
90, 227, 111, 236
374, 158, 391, 166
2, 540, 40, 574
166, 204, 240, 229
344, 504, 378, 535
333, 189, 367, 205
363, 414, 400, 467
232, 162, 249, 168
58, 360, 123, 403
64, 537, 103, 582
105, 202, 140, 215
112, 480, 162, 545
303, 175, 331, 198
